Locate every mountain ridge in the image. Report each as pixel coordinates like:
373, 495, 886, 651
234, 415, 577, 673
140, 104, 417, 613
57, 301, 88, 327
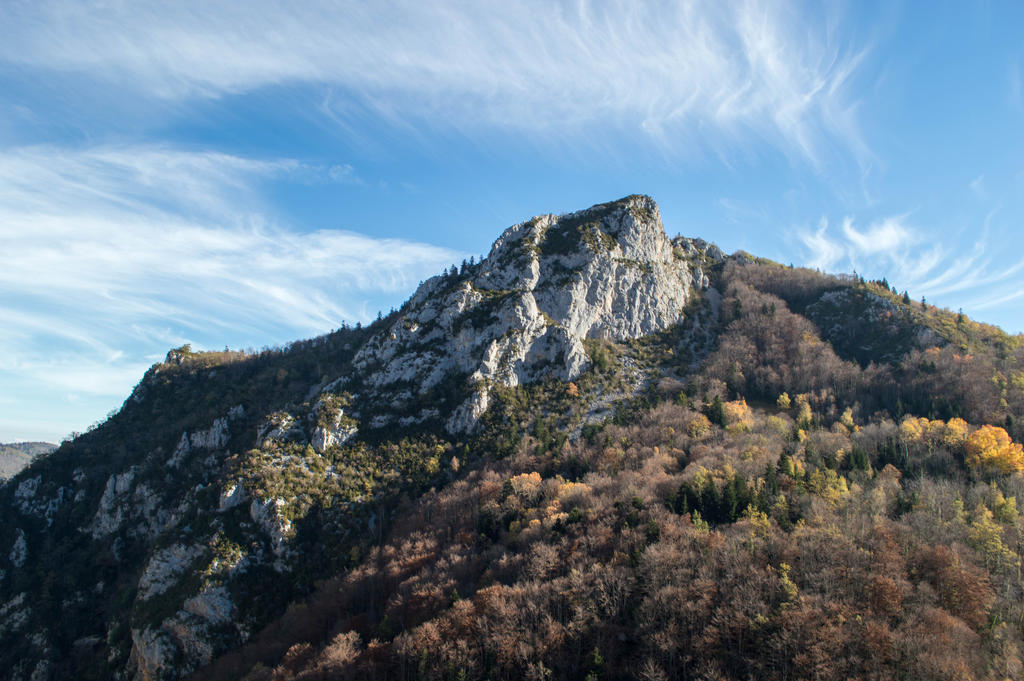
2, 195, 1024, 681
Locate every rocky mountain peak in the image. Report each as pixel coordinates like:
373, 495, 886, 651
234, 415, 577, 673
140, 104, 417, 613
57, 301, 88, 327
483, 194, 671, 272
351, 195, 705, 433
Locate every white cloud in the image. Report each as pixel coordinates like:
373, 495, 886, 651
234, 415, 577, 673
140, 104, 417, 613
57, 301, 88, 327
0, 146, 461, 337
801, 222, 846, 271
970, 288, 1024, 311
0, 0, 869, 164
801, 214, 922, 277
0, 146, 348, 219
798, 214, 1024, 318
839, 215, 915, 256
0, 145, 464, 440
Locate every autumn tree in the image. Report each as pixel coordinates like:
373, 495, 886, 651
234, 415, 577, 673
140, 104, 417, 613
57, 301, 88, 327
966, 425, 1024, 475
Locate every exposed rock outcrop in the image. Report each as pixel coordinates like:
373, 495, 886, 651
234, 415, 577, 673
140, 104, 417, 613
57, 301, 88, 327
351, 195, 699, 433
217, 482, 248, 512
137, 543, 205, 600
189, 418, 229, 450
130, 585, 239, 681
307, 394, 357, 453
249, 497, 293, 559
8, 529, 26, 568
256, 412, 304, 448
91, 468, 137, 538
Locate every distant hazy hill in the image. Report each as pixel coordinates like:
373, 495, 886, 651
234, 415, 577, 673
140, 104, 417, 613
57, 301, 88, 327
0, 442, 55, 479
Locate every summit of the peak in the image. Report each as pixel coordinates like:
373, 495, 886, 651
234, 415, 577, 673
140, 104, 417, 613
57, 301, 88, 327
354, 195, 709, 434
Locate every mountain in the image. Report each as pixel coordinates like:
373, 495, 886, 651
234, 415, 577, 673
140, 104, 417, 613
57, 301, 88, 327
0, 442, 55, 480
3, 195, 1024, 681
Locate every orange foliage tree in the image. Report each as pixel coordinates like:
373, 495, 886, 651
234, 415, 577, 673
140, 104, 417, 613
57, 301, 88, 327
965, 425, 1024, 475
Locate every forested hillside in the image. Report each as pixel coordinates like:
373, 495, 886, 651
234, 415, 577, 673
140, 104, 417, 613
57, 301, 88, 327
3, 196, 1023, 681
197, 251, 1024, 681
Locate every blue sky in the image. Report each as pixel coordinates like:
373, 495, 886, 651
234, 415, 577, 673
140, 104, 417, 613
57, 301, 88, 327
1, 0, 1022, 443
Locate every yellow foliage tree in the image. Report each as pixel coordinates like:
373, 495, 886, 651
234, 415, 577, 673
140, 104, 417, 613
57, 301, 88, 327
923, 419, 947, 450
965, 425, 1024, 475
899, 416, 928, 442
723, 398, 754, 432
808, 468, 850, 506
507, 472, 544, 501
795, 397, 813, 430
968, 504, 1018, 571
839, 407, 855, 430
943, 417, 969, 447
686, 413, 712, 438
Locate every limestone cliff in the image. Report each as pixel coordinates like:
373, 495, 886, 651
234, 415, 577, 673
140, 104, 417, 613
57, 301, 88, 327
351, 195, 706, 433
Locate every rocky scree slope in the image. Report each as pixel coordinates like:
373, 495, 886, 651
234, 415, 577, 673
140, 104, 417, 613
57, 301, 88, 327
0, 195, 717, 681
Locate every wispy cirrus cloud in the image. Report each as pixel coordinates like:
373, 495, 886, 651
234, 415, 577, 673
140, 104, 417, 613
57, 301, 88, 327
798, 214, 1024, 311
0, 145, 464, 440
0, 145, 461, 344
801, 215, 923, 273
0, 0, 870, 165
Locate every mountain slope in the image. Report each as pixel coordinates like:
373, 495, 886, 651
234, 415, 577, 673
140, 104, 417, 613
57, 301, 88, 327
3, 195, 1024, 681
0, 196, 714, 681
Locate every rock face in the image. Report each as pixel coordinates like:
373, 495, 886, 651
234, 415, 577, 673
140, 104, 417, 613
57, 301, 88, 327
249, 497, 293, 558
130, 583, 238, 681
137, 544, 204, 600
310, 396, 357, 453
352, 195, 698, 433
8, 529, 26, 568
